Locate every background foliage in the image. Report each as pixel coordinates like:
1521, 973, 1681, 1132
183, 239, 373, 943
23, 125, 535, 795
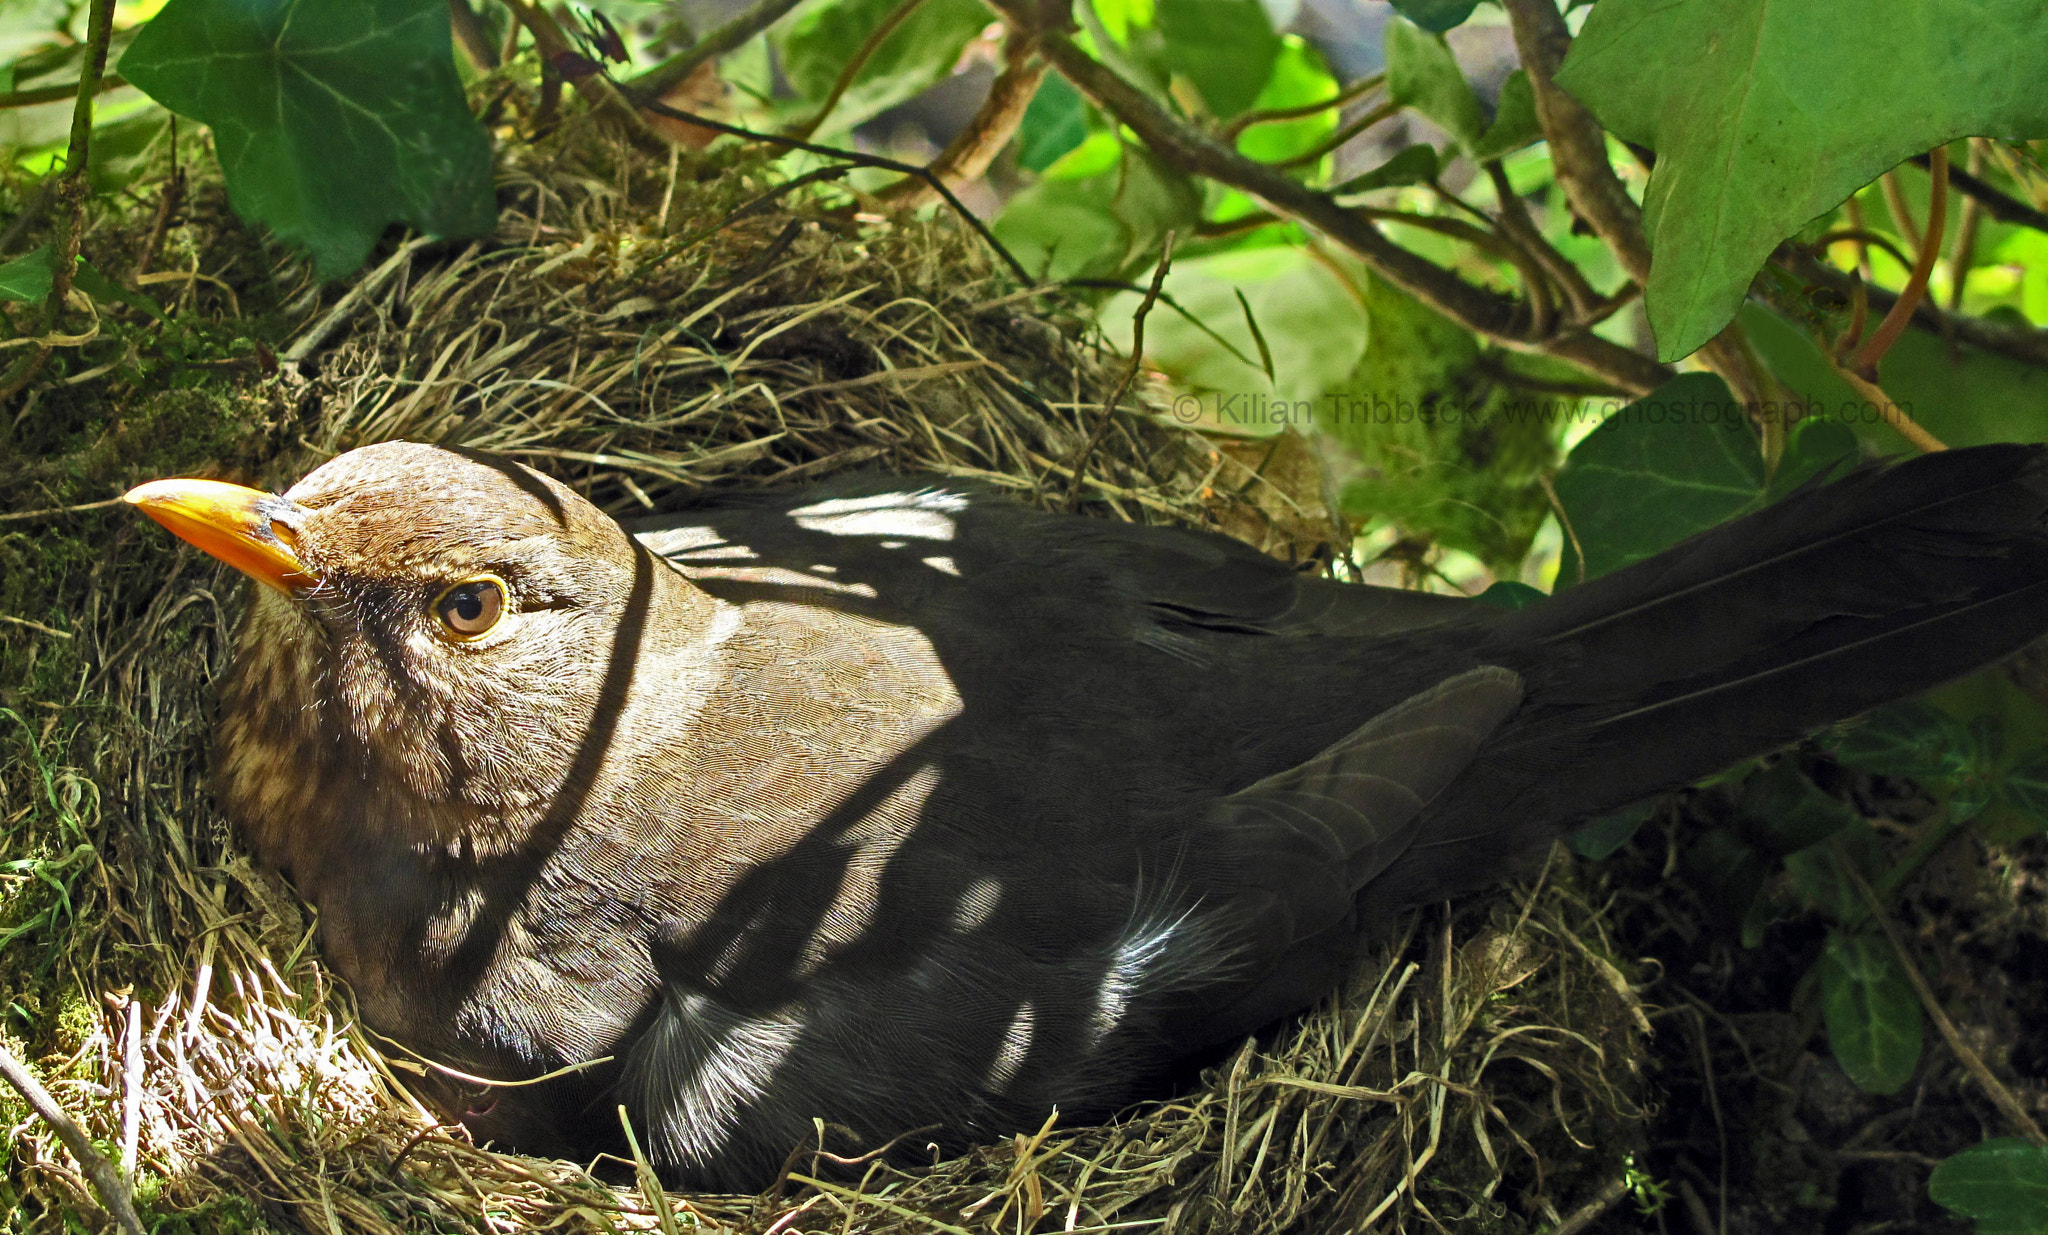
5, 0, 2048, 1230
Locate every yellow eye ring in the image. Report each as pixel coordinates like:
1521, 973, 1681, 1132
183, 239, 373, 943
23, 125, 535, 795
432, 575, 507, 640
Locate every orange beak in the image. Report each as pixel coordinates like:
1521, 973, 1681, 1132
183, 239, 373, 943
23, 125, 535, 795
124, 478, 316, 595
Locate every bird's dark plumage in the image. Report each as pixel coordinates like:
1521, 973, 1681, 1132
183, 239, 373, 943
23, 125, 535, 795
129, 440, 2048, 1188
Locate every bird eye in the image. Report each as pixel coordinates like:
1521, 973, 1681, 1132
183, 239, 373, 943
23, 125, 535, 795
432, 576, 505, 640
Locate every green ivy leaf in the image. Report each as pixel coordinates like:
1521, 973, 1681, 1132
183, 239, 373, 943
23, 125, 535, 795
1331, 144, 1439, 195
1098, 245, 1365, 409
1327, 276, 1562, 573
1552, 373, 1761, 581
1781, 824, 1885, 925
1829, 699, 1977, 783
1018, 74, 1089, 173
0, 246, 157, 316
1766, 415, 1862, 500
1739, 760, 1856, 855
1469, 70, 1541, 163
120, 0, 495, 280
1742, 304, 2048, 453
779, 0, 991, 137
1684, 826, 1770, 933
1154, 0, 1281, 119
1997, 752, 2048, 836
1384, 16, 1481, 147
1567, 799, 1653, 860
1929, 1138, 2048, 1235
0, 244, 56, 302
994, 148, 1202, 283
1818, 929, 1923, 1095
1387, 0, 1481, 35
1556, 0, 2048, 361
1476, 581, 1546, 611
86, 108, 172, 193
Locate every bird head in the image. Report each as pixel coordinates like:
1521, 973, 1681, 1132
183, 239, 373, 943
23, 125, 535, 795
127, 441, 672, 859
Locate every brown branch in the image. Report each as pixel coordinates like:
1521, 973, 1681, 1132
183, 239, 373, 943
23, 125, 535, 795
0, 1042, 146, 1235
987, 2, 1673, 394
1070, 231, 1173, 505
1785, 251, 2048, 369
1913, 147, 2048, 234
1358, 205, 1555, 336
1501, 0, 1772, 451
1486, 161, 1598, 320
0, 74, 126, 111
880, 29, 1046, 208
1850, 146, 1946, 375
619, 0, 807, 107
1501, 0, 1648, 283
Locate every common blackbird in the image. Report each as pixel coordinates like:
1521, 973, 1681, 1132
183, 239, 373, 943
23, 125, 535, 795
127, 439, 2048, 1188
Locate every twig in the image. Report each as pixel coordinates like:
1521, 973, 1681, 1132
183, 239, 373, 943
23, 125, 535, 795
0, 495, 124, 523
1838, 275, 1869, 357
1272, 98, 1398, 170
280, 236, 436, 369
0, 0, 116, 411
880, 27, 1046, 209
1551, 1175, 1629, 1235
1843, 195, 1876, 280
1811, 229, 1915, 273
617, 1106, 684, 1235
1499, 0, 1769, 422
0, 75, 126, 110
498, 0, 662, 145
447, 0, 499, 71
1691, 1010, 1728, 1235
1946, 141, 1987, 312
1823, 351, 1946, 452
1500, 0, 1646, 282
0, 1041, 147, 1235
120, 998, 142, 1178
0, 614, 74, 638
638, 99, 1035, 285
1880, 169, 1921, 250
1486, 162, 1598, 320
133, 118, 183, 280
1912, 147, 2048, 233
620, 0, 807, 107
1839, 850, 2046, 1145
1785, 252, 2048, 369
1537, 471, 1586, 586
1222, 71, 1383, 140
787, 0, 931, 140
985, 2, 1674, 394
1068, 232, 1173, 506
1850, 147, 1947, 375
1358, 204, 1556, 336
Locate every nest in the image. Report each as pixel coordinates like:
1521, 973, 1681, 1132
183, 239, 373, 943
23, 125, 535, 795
0, 121, 1647, 1233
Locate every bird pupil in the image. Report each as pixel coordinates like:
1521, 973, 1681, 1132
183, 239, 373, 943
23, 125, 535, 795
455, 590, 483, 620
